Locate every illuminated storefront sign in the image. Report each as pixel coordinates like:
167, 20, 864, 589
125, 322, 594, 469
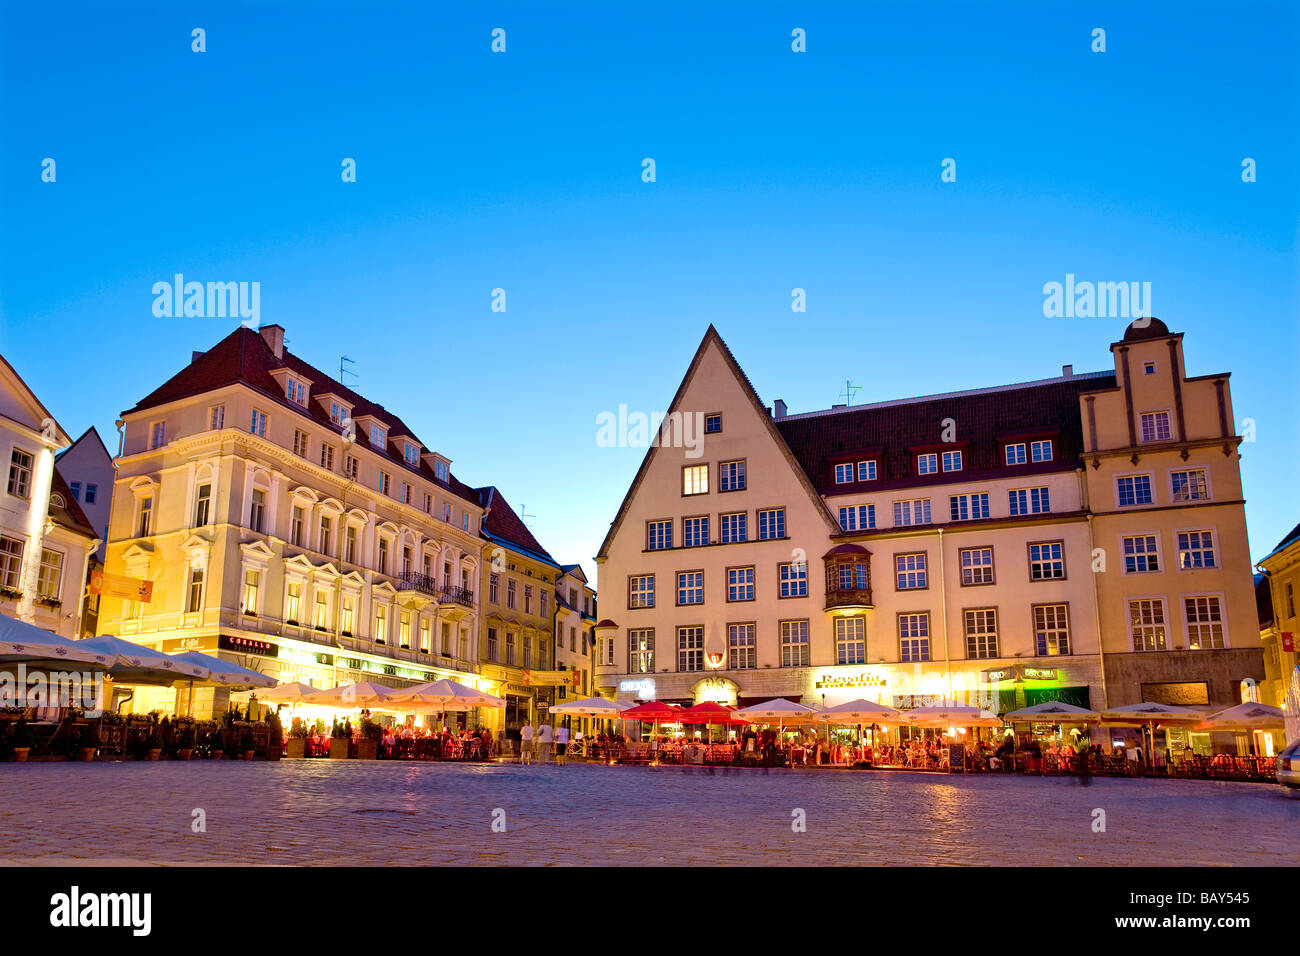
161, 636, 208, 653
1021, 666, 1058, 681
981, 665, 1059, 683
815, 672, 887, 690
691, 676, 738, 705
219, 635, 278, 657
618, 678, 656, 699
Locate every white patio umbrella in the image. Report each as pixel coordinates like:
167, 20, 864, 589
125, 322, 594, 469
1198, 701, 1285, 731
169, 651, 276, 688
902, 700, 985, 727
0, 617, 114, 668
258, 681, 320, 703
734, 698, 818, 742
387, 678, 506, 709
550, 696, 633, 718
1005, 700, 1100, 722
813, 699, 905, 723
302, 680, 400, 708
78, 634, 210, 684
1101, 701, 1207, 764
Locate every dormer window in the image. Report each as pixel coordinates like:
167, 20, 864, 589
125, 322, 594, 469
942, 450, 963, 472
369, 424, 386, 448
285, 376, 308, 406
329, 401, 350, 426
917, 453, 938, 475
403, 442, 420, 466
434, 460, 449, 482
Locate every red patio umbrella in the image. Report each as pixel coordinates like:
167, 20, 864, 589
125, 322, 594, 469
619, 701, 683, 757
679, 701, 749, 749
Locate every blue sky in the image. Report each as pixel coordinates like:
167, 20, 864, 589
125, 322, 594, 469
2, 1, 1297, 585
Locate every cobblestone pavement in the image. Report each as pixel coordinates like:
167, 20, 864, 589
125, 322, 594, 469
1, 761, 1298, 866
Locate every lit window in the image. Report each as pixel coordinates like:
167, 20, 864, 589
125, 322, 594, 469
683, 465, 709, 495
1129, 599, 1166, 651
1177, 530, 1217, 569
1034, 604, 1070, 655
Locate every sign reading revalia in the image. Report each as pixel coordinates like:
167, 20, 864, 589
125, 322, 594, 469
815, 673, 887, 689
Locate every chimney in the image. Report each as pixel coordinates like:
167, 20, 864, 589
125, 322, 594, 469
1061, 364, 1073, 377
774, 399, 788, 420
260, 324, 285, 359
191, 350, 205, 364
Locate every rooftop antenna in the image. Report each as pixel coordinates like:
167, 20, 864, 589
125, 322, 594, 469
838, 380, 860, 406
520, 503, 536, 525
339, 355, 357, 385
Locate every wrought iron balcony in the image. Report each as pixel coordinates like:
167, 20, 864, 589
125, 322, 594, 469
439, 585, 475, 608
394, 572, 439, 597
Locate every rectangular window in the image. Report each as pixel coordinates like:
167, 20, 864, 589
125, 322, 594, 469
487, 627, 499, 662
291, 506, 305, 547
36, 548, 63, 599
899, 612, 930, 662
1009, 486, 1051, 515
8, 448, 32, 499
727, 567, 755, 602
420, 617, 431, 653
683, 465, 709, 495
285, 378, 307, 405
629, 628, 655, 673
629, 574, 655, 608
341, 596, 354, 635
489, 573, 499, 604
344, 525, 357, 564
835, 617, 866, 665
209, 405, 225, 430
523, 585, 533, 614
1034, 604, 1071, 655
320, 444, 335, 471
186, 567, 204, 613
834, 463, 854, 484
960, 547, 994, 586
917, 453, 938, 475
726, 623, 757, 669
1129, 599, 1167, 651
345, 455, 359, 479
778, 620, 809, 667
319, 515, 332, 555
329, 402, 349, 425
942, 450, 963, 472
0, 536, 22, 588
373, 606, 387, 643
400, 482, 412, 504
137, 496, 153, 537
507, 579, 517, 609
893, 499, 931, 526
704, 414, 722, 434
1185, 596, 1225, 649
369, 424, 385, 447
1140, 411, 1172, 442
1122, 534, 1160, 573
1031, 440, 1053, 462
150, 421, 166, 449
1005, 443, 1027, 465
720, 511, 747, 543
647, 520, 673, 550
194, 483, 212, 526
778, 562, 808, 598
1177, 530, 1217, 569
378, 538, 389, 575
838, 504, 875, 531
964, 608, 999, 659
1028, 541, 1065, 580
316, 592, 332, 631
404, 442, 419, 466
293, 430, 309, 458
683, 516, 710, 547
1117, 474, 1153, 507
895, 553, 927, 590
858, 460, 877, 481
242, 569, 260, 615
250, 410, 267, 437
678, 626, 704, 672
719, 460, 746, 492
1171, 469, 1209, 502
379, 471, 391, 496
249, 489, 265, 533
677, 571, 704, 605
84, 484, 97, 505
949, 493, 990, 521
758, 508, 786, 540
505, 630, 517, 665
441, 502, 451, 522
286, 581, 303, 623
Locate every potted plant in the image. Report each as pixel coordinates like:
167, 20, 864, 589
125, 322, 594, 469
358, 718, 382, 760
10, 719, 35, 762
208, 729, 225, 760
265, 712, 284, 761
77, 724, 98, 761
239, 728, 256, 760
177, 726, 196, 760
145, 724, 164, 761
329, 721, 350, 760
287, 716, 308, 759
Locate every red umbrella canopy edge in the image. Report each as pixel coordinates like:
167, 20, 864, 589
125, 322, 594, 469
620, 701, 684, 721
679, 701, 750, 725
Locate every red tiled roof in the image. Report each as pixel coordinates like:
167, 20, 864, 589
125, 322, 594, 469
124, 326, 480, 506
477, 486, 555, 564
49, 470, 96, 539
775, 375, 1115, 494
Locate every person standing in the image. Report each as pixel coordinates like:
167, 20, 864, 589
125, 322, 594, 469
555, 723, 570, 765
520, 721, 535, 765
537, 721, 554, 763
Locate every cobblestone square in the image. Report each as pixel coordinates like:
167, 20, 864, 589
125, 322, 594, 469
1, 762, 1297, 866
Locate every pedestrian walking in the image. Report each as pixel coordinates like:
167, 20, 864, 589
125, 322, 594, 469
537, 721, 554, 763
520, 722, 535, 765
555, 723, 570, 765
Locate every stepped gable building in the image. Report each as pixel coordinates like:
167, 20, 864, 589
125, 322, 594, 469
102, 324, 488, 718
593, 319, 1262, 735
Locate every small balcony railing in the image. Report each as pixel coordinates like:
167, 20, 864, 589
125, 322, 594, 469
439, 585, 475, 608
394, 572, 439, 597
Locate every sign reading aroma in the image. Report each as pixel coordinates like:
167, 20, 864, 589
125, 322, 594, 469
815, 672, 887, 690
